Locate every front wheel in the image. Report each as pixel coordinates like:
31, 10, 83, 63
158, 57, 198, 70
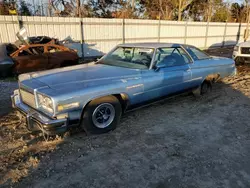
80, 96, 122, 134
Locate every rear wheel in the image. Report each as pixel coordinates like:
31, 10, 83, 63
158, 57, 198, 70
80, 96, 122, 134
201, 80, 212, 95
192, 80, 212, 97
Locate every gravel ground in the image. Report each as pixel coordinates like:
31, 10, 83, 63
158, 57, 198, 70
0, 48, 250, 188
0, 81, 17, 117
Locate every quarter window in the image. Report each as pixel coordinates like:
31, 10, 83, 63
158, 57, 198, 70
155, 47, 190, 67
185, 46, 210, 60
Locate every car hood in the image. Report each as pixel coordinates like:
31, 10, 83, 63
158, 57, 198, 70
25, 63, 141, 89
237, 40, 250, 47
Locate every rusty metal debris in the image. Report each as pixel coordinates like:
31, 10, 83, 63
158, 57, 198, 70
0, 28, 79, 77
11, 42, 79, 75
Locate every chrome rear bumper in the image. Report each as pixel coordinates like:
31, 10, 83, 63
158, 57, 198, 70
11, 90, 68, 135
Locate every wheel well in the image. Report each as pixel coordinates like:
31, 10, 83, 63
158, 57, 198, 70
80, 94, 129, 122
205, 73, 220, 83
113, 94, 129, 113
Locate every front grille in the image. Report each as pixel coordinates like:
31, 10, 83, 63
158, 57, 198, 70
20, 89, 36, 108
241, 47, 250, 54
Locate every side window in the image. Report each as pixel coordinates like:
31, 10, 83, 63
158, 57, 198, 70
47, 46, 62, 53
107, 47, 153, 68
132, 48, 153, 66
18, 46, 44, 56
185, 46, 210, 60
156, 47, 190, 67
18, 49, 32, 56
110, 47, 133, 62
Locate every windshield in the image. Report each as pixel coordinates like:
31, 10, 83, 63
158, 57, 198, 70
98, 47, 154, 69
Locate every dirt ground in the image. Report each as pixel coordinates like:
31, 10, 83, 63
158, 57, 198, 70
0, 48, 250, 188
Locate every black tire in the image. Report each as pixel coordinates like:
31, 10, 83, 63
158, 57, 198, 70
0, 68, 11, 78
81, 95, 122, 134
235, 58, 243, 66
201, 80, 212, 95
235, 57, 248, 66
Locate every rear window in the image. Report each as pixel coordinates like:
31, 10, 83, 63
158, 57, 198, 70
185, 46, 210, 60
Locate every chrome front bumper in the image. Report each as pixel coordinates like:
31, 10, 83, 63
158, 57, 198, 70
11, 90, 68, 135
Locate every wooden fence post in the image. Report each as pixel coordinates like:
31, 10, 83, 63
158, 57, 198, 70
122, 19, 125, 44
204, 22, 209, 48
79, 19, 84, 59
222, 22, 228, 47
184, 21, 188, 44
158, 18, 161, 42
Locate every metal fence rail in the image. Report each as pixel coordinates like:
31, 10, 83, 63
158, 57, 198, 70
0, 16, 245, 58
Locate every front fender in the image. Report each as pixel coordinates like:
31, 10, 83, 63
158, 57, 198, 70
80, 92, 130, 117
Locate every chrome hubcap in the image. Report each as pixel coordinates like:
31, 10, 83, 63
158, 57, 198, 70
92, 103, 115, 128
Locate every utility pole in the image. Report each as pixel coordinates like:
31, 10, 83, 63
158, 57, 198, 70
33, 0, 36, 15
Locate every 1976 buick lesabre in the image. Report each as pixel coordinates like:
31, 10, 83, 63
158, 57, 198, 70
11, 43, 237, 135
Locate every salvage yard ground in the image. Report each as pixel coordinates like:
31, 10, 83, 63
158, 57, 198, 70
0, 47, 250, 188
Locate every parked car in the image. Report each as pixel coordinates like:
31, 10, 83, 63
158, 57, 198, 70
233, 41, 250, 64
0, 42, 79, 77
11, 43, 237, 135
0, 44, 15, 77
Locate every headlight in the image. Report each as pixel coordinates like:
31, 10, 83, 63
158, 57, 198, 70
37, 93, 54, 114
234, 46, 239, 51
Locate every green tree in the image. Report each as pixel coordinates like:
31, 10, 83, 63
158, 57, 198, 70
87, 0, 119, 18
140, 0, 174, 20
230, 2, 246, 22
19, 0, 32, 16
140, 0, 198, 21
0, 0, 8, 15
171, 0, 193, 21
211, 4, 228, 22
187, 0, 208, 21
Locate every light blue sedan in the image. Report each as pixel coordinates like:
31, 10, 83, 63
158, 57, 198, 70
11, 43, 237, 135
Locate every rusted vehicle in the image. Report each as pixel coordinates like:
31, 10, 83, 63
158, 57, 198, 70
14, 36, 59, 47
11, 43, 79, 74
0, 42, 79, 77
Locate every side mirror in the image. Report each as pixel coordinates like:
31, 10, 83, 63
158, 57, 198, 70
154, 64, 167, 71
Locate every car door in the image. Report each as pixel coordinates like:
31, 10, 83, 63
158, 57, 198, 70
141, 47, 192, 101
45, 45, 78, 69
13, 46, 49, 74
184, 45, 213, 87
